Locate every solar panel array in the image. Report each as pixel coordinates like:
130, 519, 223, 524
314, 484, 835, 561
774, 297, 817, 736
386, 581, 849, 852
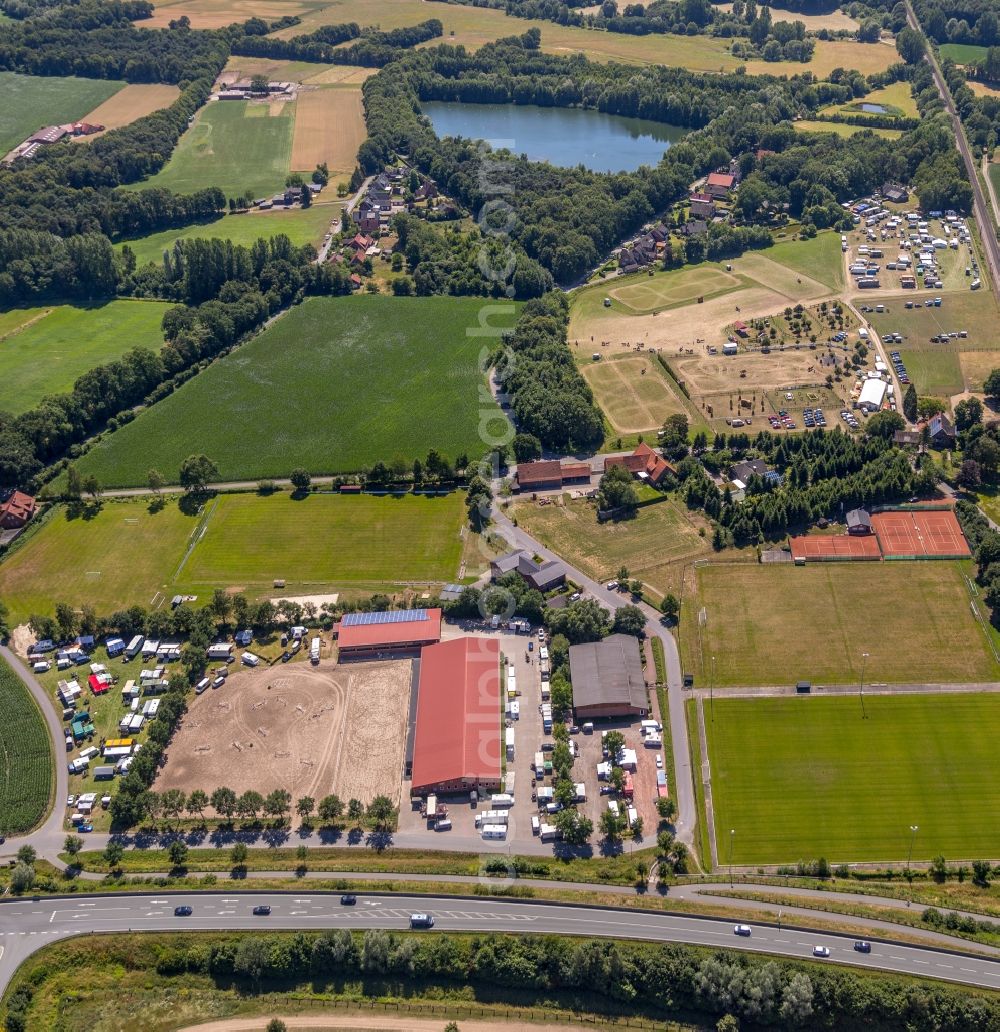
341, 609, 429, 627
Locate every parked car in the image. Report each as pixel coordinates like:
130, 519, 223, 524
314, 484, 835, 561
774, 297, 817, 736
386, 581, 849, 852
79, 823, 94, 833
174, 906, 193, 916
252, 905, 271, 916
340, 894, 357, 906
813, 946, 831, 958
734, 925, 752, 937
66, 794, 76, 807
854, 941, 872, 953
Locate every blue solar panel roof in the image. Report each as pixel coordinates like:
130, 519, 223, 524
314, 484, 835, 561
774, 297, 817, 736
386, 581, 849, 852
341, 609, 429, 627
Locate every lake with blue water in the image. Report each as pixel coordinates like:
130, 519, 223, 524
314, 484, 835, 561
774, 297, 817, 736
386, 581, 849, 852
421, 101, 687, 173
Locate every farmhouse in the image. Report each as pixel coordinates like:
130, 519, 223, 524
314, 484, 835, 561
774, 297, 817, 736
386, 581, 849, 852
705, 172, 735, 199
515, 459, 592, 492
894, 430, 922, 447
490, 550, 567, 593
570, 634, 648, 720
604, 443, 675, 486
730, 459, 769, 484
336, 608, 442, 660
409, 636, 502, 796
0, 491, 36, 529
928, 412, 956, 448
846, 508, 872, 535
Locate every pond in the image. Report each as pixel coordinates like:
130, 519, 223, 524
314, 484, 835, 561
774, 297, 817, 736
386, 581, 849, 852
859, 102, 889, 114
421, 101, 687, 173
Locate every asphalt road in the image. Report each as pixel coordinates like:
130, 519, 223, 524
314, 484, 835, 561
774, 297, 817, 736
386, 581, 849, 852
1, 892, 997, 996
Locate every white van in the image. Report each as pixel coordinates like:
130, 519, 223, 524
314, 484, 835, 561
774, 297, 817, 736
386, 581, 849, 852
195, 677, 210, 694
241, 652, 260, 667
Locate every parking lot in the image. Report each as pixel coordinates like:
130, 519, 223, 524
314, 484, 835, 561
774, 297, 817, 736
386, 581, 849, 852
398, 621, 662, 852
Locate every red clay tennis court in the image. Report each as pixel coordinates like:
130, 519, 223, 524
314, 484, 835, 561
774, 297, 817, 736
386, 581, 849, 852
789, 534, 882, 561
871, 508, 971, 558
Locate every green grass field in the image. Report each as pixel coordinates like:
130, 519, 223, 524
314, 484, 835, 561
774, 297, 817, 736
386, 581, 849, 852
126, 99, 294, 199
939, 43, 987, 64
118, 204, 338, 266
895, 348, 964, 397
73, 296, 517, 486
706, 694, 1000, 863
0, 491, 467, 624
820, 80, 918, 121
0, 301, 171, 415
764, 231, 845, 292
793, 120, 903, 141
0, 655, 53, 834
513, 495, 711, 600
180, 491, 464, 588
0, 72, 123, 154
682, 562, 998, 686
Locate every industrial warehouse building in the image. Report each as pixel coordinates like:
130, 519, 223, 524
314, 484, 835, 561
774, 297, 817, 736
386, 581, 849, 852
336, 608, 442, 660
569, 634, 648, 720
409, 636, 502, 796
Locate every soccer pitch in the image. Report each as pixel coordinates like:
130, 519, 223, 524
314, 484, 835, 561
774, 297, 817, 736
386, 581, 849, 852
705, 694, 1000, 864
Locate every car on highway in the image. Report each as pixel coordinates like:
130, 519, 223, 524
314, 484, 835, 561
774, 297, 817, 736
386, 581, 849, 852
410, 913, 435, 928
252, 905, 272, 916
813, 946, 831, 958
340, 894, 357, 906
854, 941, 872, 953
174, 906, 192, 916
734, 924, 752, 937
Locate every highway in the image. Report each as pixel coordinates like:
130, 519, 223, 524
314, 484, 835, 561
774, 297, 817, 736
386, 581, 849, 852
1, 892, 999, 996
905, 0, 1000, 300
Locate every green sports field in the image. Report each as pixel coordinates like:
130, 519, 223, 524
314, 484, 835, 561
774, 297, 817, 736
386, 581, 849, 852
126, 99, 295, 199
0, 301, 171, 414
119, 203, 338, 266
706, 694, 1000, 863
681, 562, 998, 686
0, 492, 466, 624
179, 491, 464, 589
0, 72, 123, 154
73, 296, 517, 486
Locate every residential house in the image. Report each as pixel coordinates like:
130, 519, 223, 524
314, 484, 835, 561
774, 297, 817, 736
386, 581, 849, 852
730, 459, 769, 483
0, 491, 36, 529
490, 550, 567, 593
893, 430, 922, 447
604, 443, 675, 487
681, 219, 707, 237
928, 412, 956, 448
689, 192, 716, 218
705, 172, 735, 199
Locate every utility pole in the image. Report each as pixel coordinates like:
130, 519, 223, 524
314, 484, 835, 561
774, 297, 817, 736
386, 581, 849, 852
907, 824, 919, 906
859, 651, 869, 720
729, 828, 736, 888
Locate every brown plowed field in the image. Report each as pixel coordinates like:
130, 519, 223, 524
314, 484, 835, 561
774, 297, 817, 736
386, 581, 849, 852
291, 87, 366, 174
73, 84, 181, 138
155, 659, 411, 810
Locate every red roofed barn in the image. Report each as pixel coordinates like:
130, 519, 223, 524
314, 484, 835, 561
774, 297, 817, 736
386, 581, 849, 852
515, 460, 592, 492
410, 636, 501, 796
0, 491, 36, 529
337, 608, 442, 660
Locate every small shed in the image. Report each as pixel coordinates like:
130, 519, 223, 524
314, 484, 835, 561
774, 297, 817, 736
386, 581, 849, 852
846, 508, 872, 535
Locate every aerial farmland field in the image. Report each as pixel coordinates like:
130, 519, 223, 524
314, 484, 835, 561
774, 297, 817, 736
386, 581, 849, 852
705, 694, 1000, 864
0, 72, 124, 154
0, 655, 54, 835
125, 98, 295, 199
117, 204, 339, 267
72, 295, 518, 486
0, 301, 171, 415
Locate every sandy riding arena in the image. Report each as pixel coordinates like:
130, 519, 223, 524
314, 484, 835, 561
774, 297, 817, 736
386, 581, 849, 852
155, 660, 411, 809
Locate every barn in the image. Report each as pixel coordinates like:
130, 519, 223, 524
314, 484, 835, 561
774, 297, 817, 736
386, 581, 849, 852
336, 608, 442, 660
570, 634, 648, 720
409, 637, 502, 796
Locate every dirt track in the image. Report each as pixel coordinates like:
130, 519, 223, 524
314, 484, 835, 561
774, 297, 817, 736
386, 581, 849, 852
155, 659, 411, 809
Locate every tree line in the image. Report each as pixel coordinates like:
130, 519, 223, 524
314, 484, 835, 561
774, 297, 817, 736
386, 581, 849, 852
231, 18, 444, 67
60, 926, 1000, 1032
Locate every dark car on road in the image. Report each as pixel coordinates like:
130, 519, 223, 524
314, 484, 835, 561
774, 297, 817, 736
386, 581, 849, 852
252, 905, 271, 916
854, 941, 872, 953
340, 894, 357, 906
174, 906, 192, 916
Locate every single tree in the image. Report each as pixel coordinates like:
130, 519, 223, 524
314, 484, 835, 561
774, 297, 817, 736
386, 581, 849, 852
211, 786, 238, 819
104, 840, 125, 870
231, 841, 249, 865
147, 468, 165, 494
64, 834, 83, 857
179, 454, 219, 494
903, 383, 918, 422
367, 794, 396, 830
187, 789, 208, 821
267, 1020, 288, 1032
296, 796, 315, 823
168, 839, 189, 868
318, 793, 344, 823
660, 593, 680, 620
16, 845, 35, 866
290, 467, 311, 492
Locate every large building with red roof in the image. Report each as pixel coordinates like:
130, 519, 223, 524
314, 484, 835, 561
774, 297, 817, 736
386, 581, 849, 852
409, 636, 502, 796
336, 608, 442, 660
604, 443, 675, 487
0, 491, 36, 530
